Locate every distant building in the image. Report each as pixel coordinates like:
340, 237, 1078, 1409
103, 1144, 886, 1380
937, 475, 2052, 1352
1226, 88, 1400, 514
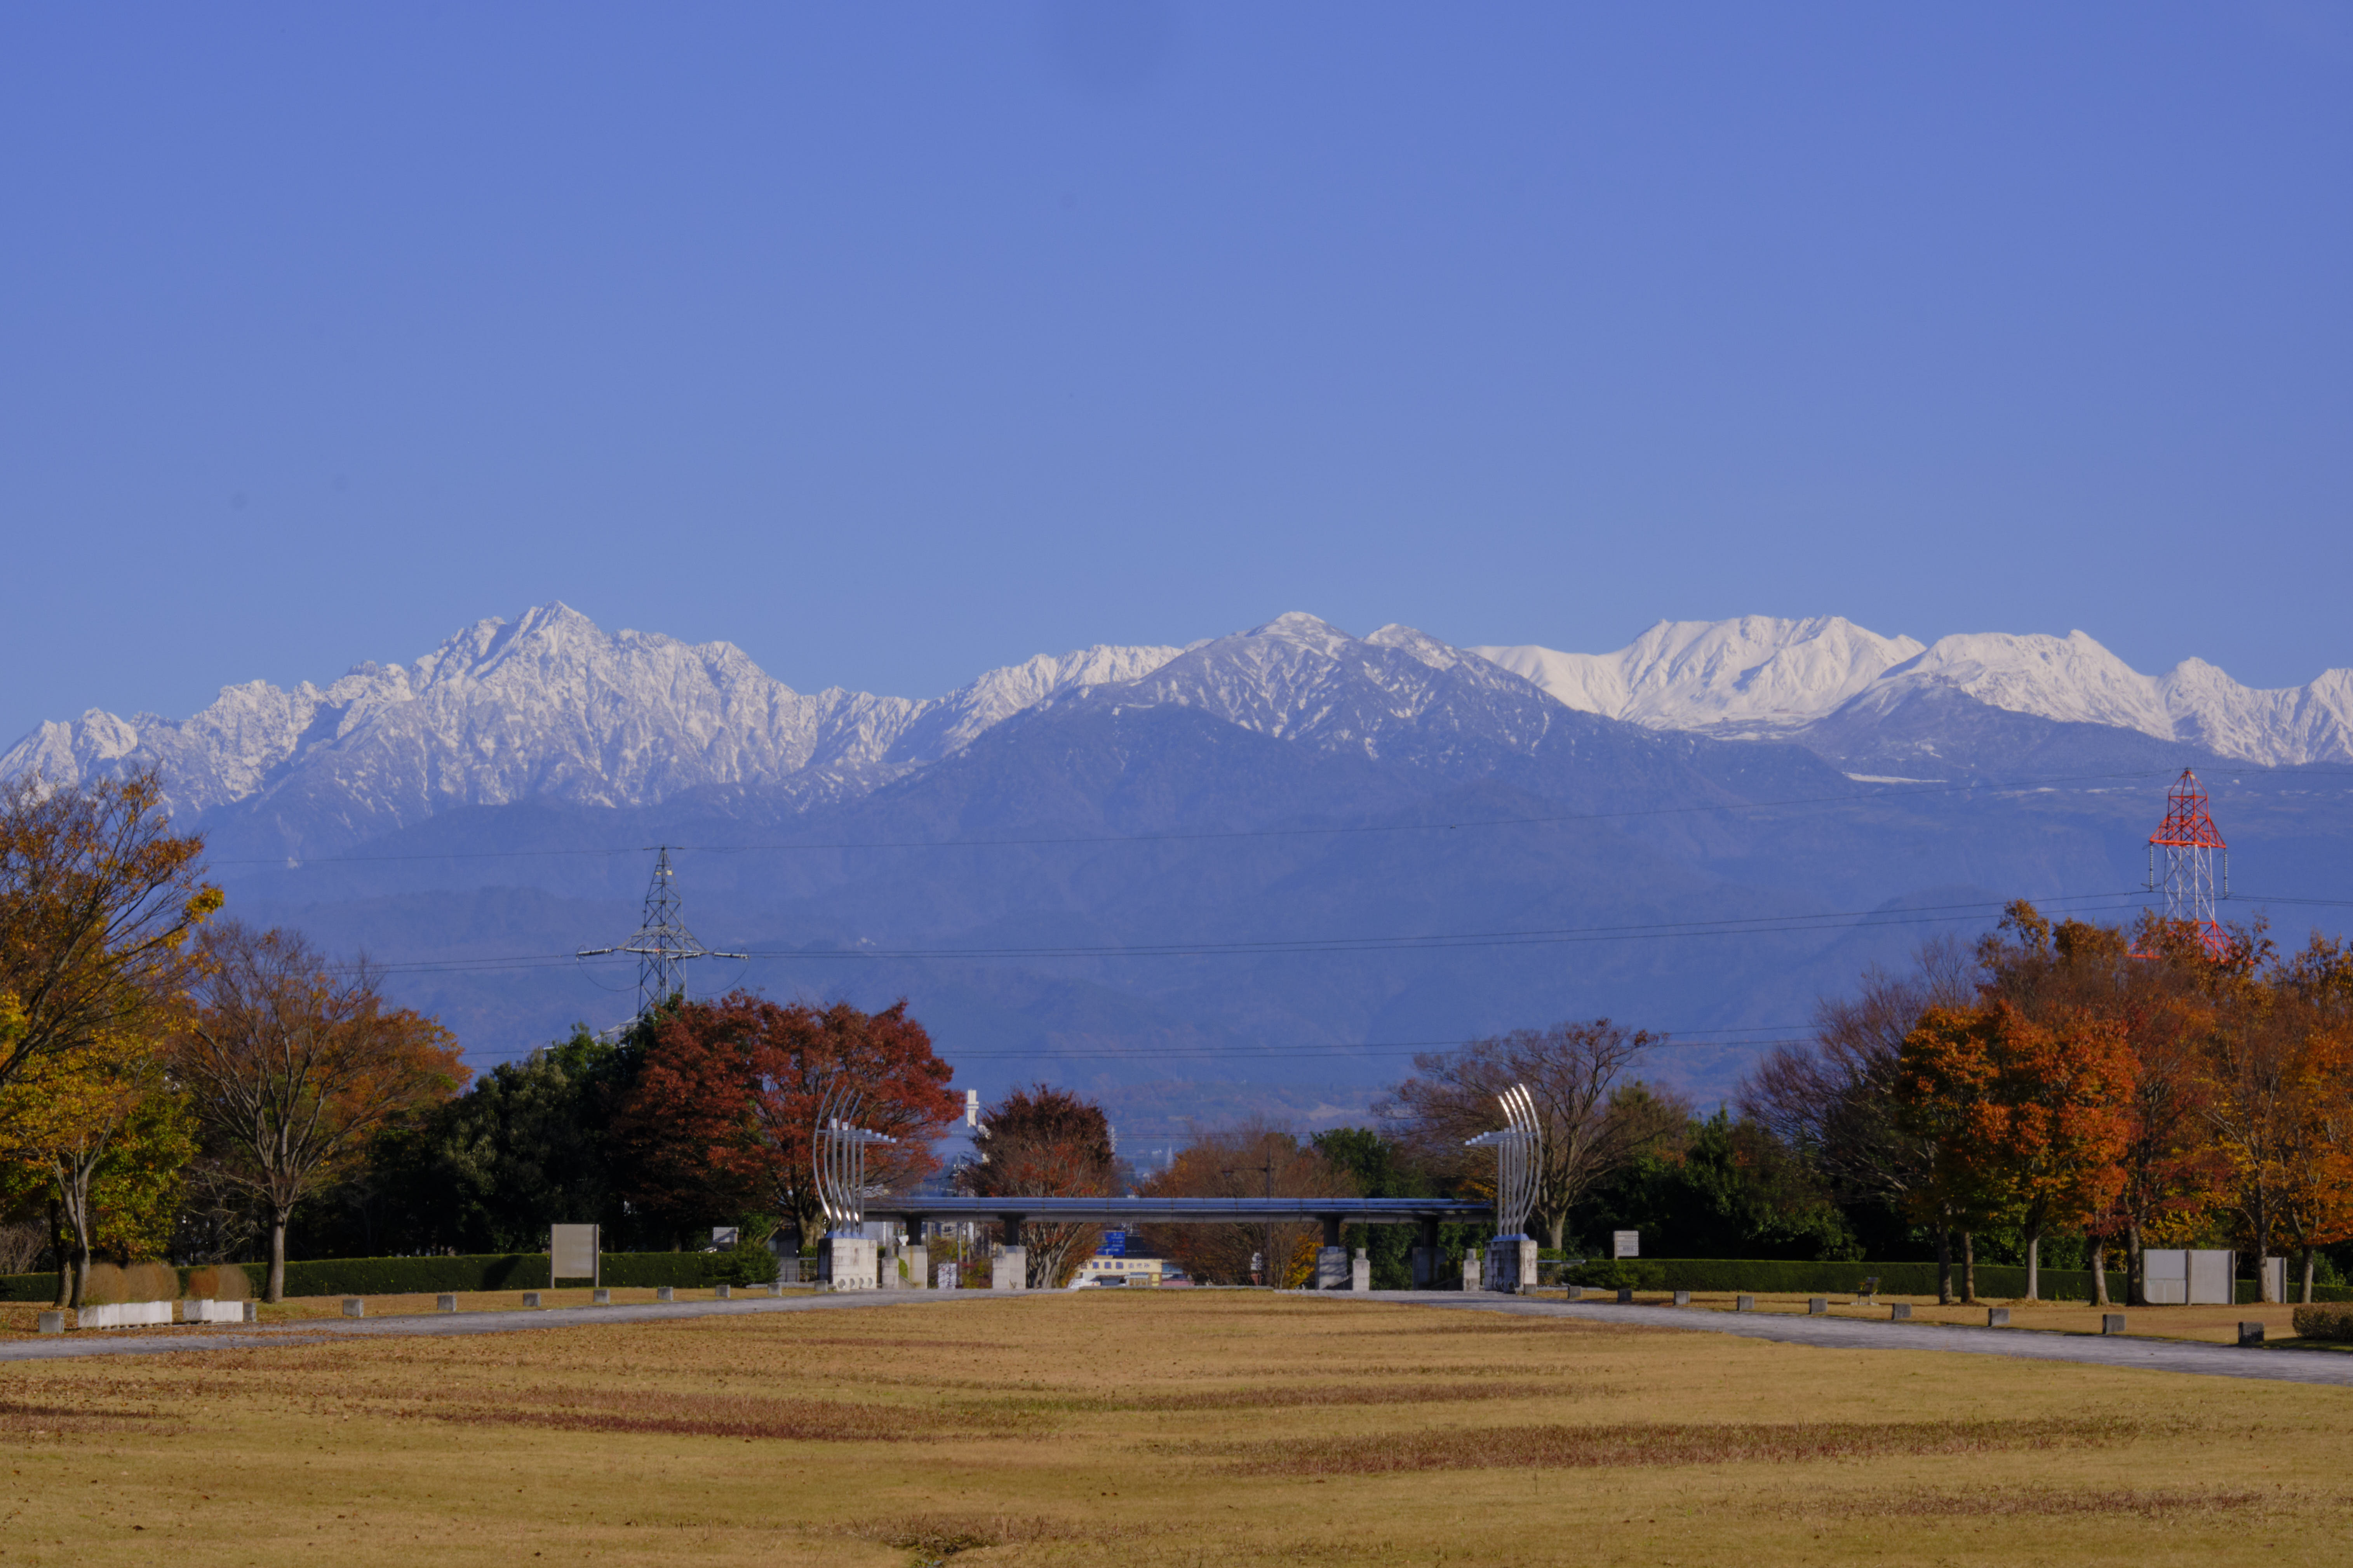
1076, 1229, 1180, 1287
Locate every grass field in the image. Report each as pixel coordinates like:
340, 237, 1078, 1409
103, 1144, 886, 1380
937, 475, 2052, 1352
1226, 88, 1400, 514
5, 1291, 2349, 1566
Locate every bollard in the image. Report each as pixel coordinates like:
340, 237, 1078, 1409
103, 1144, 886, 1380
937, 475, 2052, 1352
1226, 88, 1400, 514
2238, 1321, 2265, 1347
1565, 1285, 1583, 1301
592, 1287, 611, 1305
436, 1294, 458, 1314
715, 1283, 731, 1300
342, 1298, 364, 1318
1735, 1295, 1754, 1312
522, 1292, 541, 1308
1672, 1290, 1691, 1307
2101, 1313, 2126, 1335
38, 1311, 64, 1335
1615, 1287, 1633, 1305
1889, 1303, 1912, 1320
1807, 1297, 1828, 1316
1987, 1308, 2010, 1327
242, 1300, 258, 1323
656, 1286, 674, 1303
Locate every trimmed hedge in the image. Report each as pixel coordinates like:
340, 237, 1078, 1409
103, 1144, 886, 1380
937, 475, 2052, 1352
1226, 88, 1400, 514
0, 1248, 781, 1302
2292, 1304, 2353, 1341
1565, 1258, 2130, 1300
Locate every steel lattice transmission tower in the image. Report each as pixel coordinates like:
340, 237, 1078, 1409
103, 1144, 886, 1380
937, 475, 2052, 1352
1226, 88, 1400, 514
577, 846, 747, 1016
2146, 768, 2229, 959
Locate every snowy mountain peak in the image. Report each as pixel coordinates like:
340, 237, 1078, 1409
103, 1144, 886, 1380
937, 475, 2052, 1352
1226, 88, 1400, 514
1480, 616, 2353, 765
1473, 615, 1924, 735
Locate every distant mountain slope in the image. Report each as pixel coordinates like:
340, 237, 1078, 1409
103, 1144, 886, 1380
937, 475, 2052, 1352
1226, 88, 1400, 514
1476, 617, 2353, 767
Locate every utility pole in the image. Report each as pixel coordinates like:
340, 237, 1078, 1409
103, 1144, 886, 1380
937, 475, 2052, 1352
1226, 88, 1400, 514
1222, 1144, 1277, 1287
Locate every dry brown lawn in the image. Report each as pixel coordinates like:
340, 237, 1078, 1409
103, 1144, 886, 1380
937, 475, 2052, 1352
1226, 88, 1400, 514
4, 1291, 2348, 1567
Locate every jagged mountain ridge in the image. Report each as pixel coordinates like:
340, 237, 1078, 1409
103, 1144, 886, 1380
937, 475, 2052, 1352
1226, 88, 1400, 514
1474, 617, 2353, 766
2, 603, 1185, 853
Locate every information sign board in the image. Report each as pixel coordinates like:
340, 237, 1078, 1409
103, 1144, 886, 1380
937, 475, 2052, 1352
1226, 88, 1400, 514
551, 1223, 600, 1284
1612, 1230, 1640, 1259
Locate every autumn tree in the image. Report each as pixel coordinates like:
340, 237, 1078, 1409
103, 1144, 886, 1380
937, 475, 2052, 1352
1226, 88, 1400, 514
957, 1083, 1118, 1288
175, 921, 467, 1300
610, 993, 959, 1252
1138, 1120, 1351, 1286
1741, 936, 1975, 1264
0, 1022, 192, 1308
1973, 904, 2229, 1304
1380, 1020, 1684, 1249
0, 771, 218, 1096
2273, 936, 2353, 1301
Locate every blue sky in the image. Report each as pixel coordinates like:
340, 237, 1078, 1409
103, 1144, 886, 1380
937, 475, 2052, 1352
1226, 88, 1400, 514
3, 3, 2348, 739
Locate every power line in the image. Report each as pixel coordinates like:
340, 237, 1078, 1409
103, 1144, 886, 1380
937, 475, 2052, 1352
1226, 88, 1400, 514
201, 763, 2353, 869
454, 1026, 1817, 1066
340, 888, 2157, 978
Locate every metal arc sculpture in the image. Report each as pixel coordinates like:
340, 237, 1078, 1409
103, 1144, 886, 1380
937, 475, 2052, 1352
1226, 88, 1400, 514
1464, 1083, 1542, 1238
813, 1083, 896, 1232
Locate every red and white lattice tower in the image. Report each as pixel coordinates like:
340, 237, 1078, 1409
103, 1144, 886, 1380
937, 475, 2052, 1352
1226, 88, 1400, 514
2146, 768, 2228, 958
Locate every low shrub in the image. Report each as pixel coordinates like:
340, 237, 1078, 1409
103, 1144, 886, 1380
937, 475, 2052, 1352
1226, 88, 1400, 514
1555, 1259, 2132, 1300
2291, 1304, 2353, 1342
183, 1264, 251, 1300
1565, 1260, 1666, 1290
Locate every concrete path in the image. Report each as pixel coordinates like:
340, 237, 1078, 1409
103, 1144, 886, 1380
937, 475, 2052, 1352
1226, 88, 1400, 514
12, 1287, 2350, 1389
0, 1290, 995, 1365
1363, 1290, 2353, 1389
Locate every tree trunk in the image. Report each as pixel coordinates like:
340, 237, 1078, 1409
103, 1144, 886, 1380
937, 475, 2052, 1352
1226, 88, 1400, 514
57, 1161, 95, 1311
2300, 1247, 2315, 1305
268, 1210, 290, 1304
2090, 1239, 2110, 1307
2024, 1232, 2040, 1302
2253, 1194, 2275, 1303
1960, 1231, 1976, 1305
2127, 1218, 2143, 1307
1935, 1226, 1953, 1306
1543, 1211, 1566, 1251
49, 1200, 68, 1309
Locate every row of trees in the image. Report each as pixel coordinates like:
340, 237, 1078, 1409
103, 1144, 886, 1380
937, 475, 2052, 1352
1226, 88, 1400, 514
1746, 904, 2353, 1304
336, 992, 961, 1260
0, 774, 465, 1304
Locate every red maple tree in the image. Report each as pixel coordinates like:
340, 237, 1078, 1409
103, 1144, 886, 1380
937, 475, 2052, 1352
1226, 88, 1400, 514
612, 993, 959, 1249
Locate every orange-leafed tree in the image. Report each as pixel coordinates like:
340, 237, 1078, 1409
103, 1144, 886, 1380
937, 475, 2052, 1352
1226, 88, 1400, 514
0, 771, 219, 1097
1138, 1121, 1353, 1287
174, 921, 467, 1301
2269, 934, 2353, 1302
1984, 1007, 2133, 1300
611, 993, 958, 1252
957, 1083, 1118, 1288
1900, 1001, 2132, 1302
1894, 1005, 2012, 1303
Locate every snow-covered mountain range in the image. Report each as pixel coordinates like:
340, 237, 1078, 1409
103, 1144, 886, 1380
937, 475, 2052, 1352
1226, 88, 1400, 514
7, 605, 2348, 854
1, 604, 1183, 844
1474, 615, 2353, 766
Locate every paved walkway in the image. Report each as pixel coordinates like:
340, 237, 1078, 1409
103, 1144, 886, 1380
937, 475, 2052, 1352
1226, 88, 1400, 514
10, 1288, 2350, 1388
0, 1290, 994, 1364
1363, 1291, 2353, 1389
